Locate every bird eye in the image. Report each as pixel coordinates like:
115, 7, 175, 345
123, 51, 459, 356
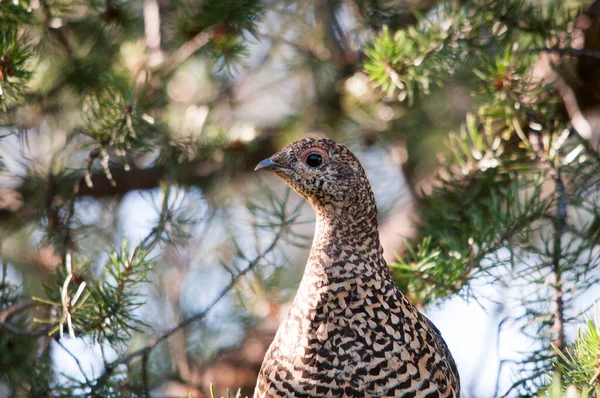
305, 153, 323, 167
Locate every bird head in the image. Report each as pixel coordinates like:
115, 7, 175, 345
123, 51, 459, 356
255, 138, 377, 222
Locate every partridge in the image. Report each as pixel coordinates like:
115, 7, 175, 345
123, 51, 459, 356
254, 138, 460, 398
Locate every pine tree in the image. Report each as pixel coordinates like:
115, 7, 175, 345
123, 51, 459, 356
1, 0, 599, 396
363, 0, 600, 395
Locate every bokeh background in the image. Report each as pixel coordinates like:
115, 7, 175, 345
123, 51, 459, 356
1, 0, 600, 397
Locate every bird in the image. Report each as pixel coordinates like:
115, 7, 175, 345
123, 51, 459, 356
253, 137, 460, 398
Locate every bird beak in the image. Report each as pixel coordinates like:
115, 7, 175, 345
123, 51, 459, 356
254, 158, 286, 171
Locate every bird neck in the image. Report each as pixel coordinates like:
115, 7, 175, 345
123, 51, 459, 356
303, 212, 390, 285
313, 212, 380, 247
286, 212, 397, 330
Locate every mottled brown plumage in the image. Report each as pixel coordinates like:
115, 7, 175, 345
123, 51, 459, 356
254, 138, 460, 398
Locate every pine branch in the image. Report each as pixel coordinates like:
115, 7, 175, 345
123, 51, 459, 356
159, 27, 215, 76
141, 350, 150, 398
551, 174, 567, 353
62, 148, 101, 260
0, 298, 46, 336
533, 47, 600, 61
499, 369, 548, 398
56, 339, 92, 385
0, 18, 35, 110
553, 307, 600, 386
0, 299, 35, 323
89, 220, 288, 395
0, 319, 47, 337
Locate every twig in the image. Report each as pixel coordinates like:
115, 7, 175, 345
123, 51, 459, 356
45, 165, 59, 234
0, 320, 47, 336
139, 178, 172, 251
0, 259, 44, 338
160, 28, 215, 76
0, 261, 6, 291
143, 224, 283, 346
86, 180, 174, 395
532, 47, 600, 61
257, 32, 310, 53
532, 126, 568, 353
98, 337, 110, 369
141, 350, 150, 398
85, 180, 171, 340
62, 148, 101, 263
493, 319, 513, 397
0, 299, 45, 336
526, 126, 569, 364
551, 66, 593, 140
89, 224, 287, 394
551, 174, 567, 352
0, 299, 35, 323
498, 368, 547, 398
57, 339, 92, 384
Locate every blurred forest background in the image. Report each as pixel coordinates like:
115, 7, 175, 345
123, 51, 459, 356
1, 0, 600, 397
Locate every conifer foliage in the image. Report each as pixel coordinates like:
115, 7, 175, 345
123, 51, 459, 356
364, 0, 600, 395
1, 0, 599, 397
